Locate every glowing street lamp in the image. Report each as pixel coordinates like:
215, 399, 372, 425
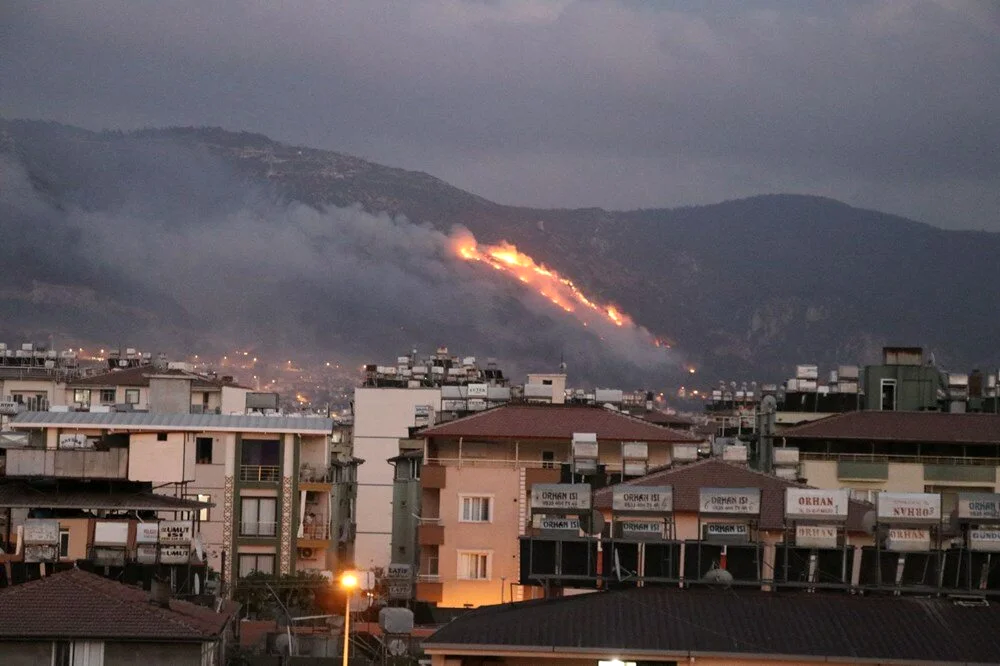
340, 572, 359, 666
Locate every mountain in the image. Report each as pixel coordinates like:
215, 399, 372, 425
2, 118, 999, 385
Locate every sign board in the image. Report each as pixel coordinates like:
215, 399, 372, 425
136, 522, 160, 544
968, 529, 1000, 552
616, 519, 663, 541
886, 528, 931, 552
530, 484, 591, 512
785, 489, 850, 522
703, 522, 750, 543
613, 486, 673, 513
159, 544, 191, 564
534, 516, 581, 532
466, 383, 488, 397
387, 564, 412, 580
699, 488, 761, 515
94, 521, 129, 546
795, 524, 839, 549
23, 519, 60, 545
92, 547, 126, 567
159, 521, 193, 545
59, 433, 89, 449
957, 493, 1000, 522
387, 581, 412, 601
571, 441, 598, 459
136, 544, 159, 564
0, 401, 20, 416
622, 442, 648, 459
24, 544, 59, 563
877, 493, 941, 524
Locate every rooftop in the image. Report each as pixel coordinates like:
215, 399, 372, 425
781, 410, 1000, 444
593, 458, 870, 531
0, 568, 238, 641
424, 585, 1000, 664
11, 411, 334, 434
0, 481, 215, 510
65, 364, 249, 389
419, 404, 701, 443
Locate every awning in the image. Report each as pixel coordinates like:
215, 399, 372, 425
0, 482, 215, 511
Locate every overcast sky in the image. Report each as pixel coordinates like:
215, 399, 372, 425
3, 1, 998, 230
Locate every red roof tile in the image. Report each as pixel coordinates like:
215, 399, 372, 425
67, 365, 249, 389
0, 568, 238, 640
593, 458, 871, 531
781, 411, 1000, 444
420, 404, 702, 442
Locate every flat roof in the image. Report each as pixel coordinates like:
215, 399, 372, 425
0, 481, 214, 510
10, 411, 334, 434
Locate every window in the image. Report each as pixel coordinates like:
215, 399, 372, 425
238, 553, 275, 578
98, 389, 116, 404
53, 641, 104, 666
156, 432, 168, 442
240, 497, 277, 536
880, 379, 897, 411
124, 388, 140, 404
460, 495, 493, 523
73, 389, 91, 405
196, 437, 214, 464
457, 551, 491, 580
542, 379, 553, 386
181, 494, 211, 522
59, 529, 70, 558
542, 450, 555, 469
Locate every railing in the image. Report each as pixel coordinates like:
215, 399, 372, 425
424, 457, 553, 470
4, 448, 128, 479
298, 464, 338, 483
239, 465, 280, 482
300, 523, 331, 540
416, 515, 442, 526
240, 521, 278, 537
800, 452, 1000, 467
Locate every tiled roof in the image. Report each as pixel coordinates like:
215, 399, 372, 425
0, 568, 238, 640
0, 481, 215, 510
11, 411, 334, 434
641, 410, 696, 427
66, 365, 249, 389
425, 585, 1000, 664
780, 410, 1000, 444
592, 458, 870, 531
419, 404, 701, 442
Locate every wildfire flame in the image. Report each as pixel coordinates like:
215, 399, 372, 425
454, 233, 672, 343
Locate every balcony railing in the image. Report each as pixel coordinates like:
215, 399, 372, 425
240, 521, 278, 537
299, 464, 338, 483
800, 452, 1000, 467
300, 523, 331, 540
4, 448, 128, 480
240, 465, 280, 482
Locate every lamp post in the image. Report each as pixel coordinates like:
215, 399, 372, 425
340, 572, 358, 666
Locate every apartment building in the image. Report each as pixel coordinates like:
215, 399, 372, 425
409, 404, 703, 608
2, 410, 353, 592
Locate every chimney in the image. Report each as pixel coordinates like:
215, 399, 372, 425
150, 579, 172, 608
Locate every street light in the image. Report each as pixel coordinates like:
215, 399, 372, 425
340, 572, 359, 666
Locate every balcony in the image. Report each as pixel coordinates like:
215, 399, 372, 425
420, 464, 446, 490
240, 465, 280, 483
299, 464, 338, 491
4, 448, 128, 480
418, 521, 444, 546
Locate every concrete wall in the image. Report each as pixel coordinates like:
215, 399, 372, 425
801, 459, 1000, 494
149, 376, 194, 413
0, 641, 205, 666
352, 387, 441, 569
221, 386, 250, 414
129, 432, 192, 482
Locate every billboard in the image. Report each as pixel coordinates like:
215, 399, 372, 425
24, 544, 59, 563
785, 489, 850, 522
886, 528, 931, 552
533, 516, 581, 532
703, 522, 750, 543
387, 564, 412, 580
699, 488, 761, 515
613, 486, 673, 513
877, 493, 941, 524
968, 529, 1000, 552
530, 484, 591, 512
136, 522, 160, 544
616, 520, 663, 541
94, 521, 129, 546
159, 521, 193, 545
956, 493, 1000, 522
23, 519, 59, 545
795, 524, 839, 549
159, 545, 191, 564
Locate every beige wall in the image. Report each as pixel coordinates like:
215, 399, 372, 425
299, 435, 329, 469
58, 518, 91, 561
129, 432, 193, 482
801, 460, 1000, 495
432, 437, 674, 474
221, 386, 249, 414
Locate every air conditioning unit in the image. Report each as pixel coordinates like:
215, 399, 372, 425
297, 548, 314, 559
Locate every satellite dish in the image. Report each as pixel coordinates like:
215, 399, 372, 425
387, 638, 407, 656
861, 510, 877, 535
703, 567, 734, 588
579, 509, 606, 536
274, 633, 297, 656
193, 573, 201, 595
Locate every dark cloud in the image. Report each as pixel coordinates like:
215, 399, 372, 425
2, 1, 998, 229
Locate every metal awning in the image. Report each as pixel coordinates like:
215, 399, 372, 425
0, 482, 215, 510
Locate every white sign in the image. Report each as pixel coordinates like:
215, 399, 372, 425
957, 493, 1000, 521
92, 547, 126, 567
159, 544, 191, 564
24, 544, 59, 563
968, 529, 1000, 552
136, 544, 159, 564
466, 383, 488, 397
136, 522, 160, 544
159, 521, 193, 545
387, 564, 412, 580
704, 522, 750, 542
59, 433, 89, 449
0, 401, 20, 416
699, 488, 761, 515
622, 442, 648, 459
877, 493, 941, 524
785, 489, 850, 521
795, 524, 839, 549
618, 520, 663, 539
535, 516, 581, 532
613, 486, 673, 513
94, 521, 129, 546
23, 519, 60, 545
387, 581, 412, 600
571, 441, 599, 459
530, 484, 591, 512
886, 528, 931, 552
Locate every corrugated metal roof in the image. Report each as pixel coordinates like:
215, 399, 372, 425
781, 410, 1000, 444
0, 482, 214, 510
10, 411, 334, 434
